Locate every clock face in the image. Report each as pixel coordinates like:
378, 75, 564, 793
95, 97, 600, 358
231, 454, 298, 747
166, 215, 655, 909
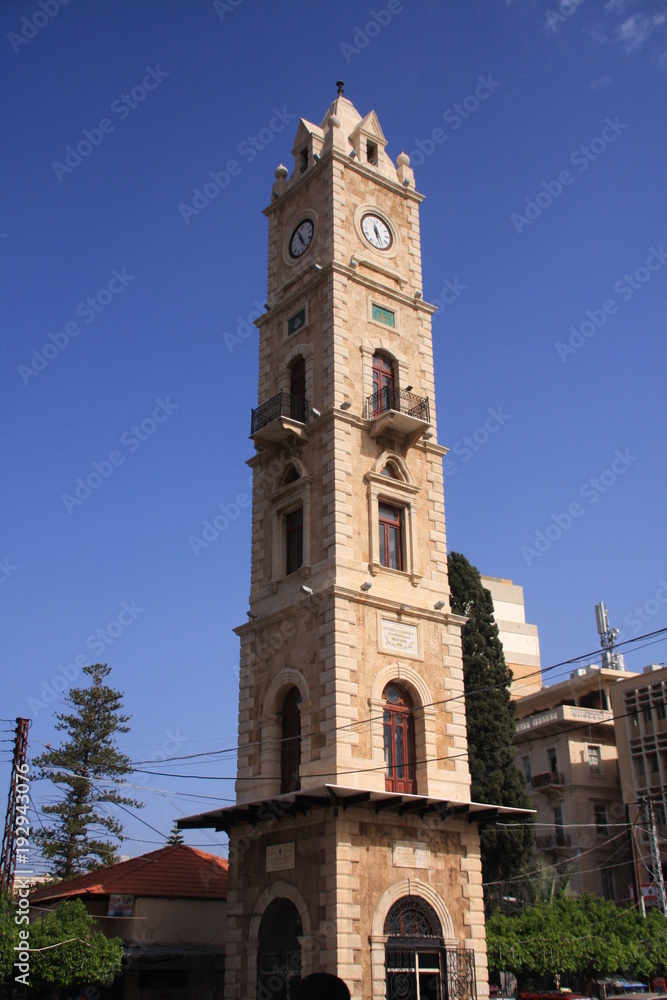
361, 213, 392, 250
289, 219, 314, 258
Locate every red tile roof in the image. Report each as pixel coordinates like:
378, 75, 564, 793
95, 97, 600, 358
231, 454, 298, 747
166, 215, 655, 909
29, 845, 228, 903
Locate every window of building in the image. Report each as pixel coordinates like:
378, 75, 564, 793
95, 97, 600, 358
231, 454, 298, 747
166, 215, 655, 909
554, 805, 565, 845
655, 800, 667, 826
601, 867, 615, 900
367, 455, 420, 585
367, 141, 378, 165
594, 803, 609, 835
285, 507, 303, 575
648, 752, 659, 774
379, 503, 403, 571
547, 747, 558, 774
635, 755, 646, 778
380, 462, 401, 479
280, 687, 302, 794
372, 352, 395, 415
383, 683, 416, 794
656, 702, 666, 720
257, 898, 302, 1000
587, 744, 602, 775
289, 357, 306, 423
522, 756, 532, 784
643, 702, 652, 723
282, 465, 300, 486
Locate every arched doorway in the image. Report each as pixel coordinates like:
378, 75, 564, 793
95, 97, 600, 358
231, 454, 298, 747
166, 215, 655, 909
257, 897, 302, 1000
384, 895, 443, 1000
372, 352, 395, 415
290, 357, 306, 422
383, 895, 476, 1000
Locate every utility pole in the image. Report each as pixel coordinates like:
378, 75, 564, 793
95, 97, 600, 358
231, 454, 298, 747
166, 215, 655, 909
0, 718, 30, 894
627, 803, 646, 918
645, 796, 667, 917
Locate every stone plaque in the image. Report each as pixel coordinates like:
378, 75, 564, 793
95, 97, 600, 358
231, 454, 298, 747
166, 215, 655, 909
393, 841, 430, 869
266, 842, 295, 872
381, 618, 419, 656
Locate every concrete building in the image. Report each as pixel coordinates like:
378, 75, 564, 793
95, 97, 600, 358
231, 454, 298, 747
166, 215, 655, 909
514, 664, 638, 899
611, 664, 667, 897
480, 575, 542, 697
180, 87, 529, 1000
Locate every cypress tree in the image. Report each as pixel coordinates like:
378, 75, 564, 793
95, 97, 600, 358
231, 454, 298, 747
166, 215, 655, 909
33, 663, 141, 879
447, 552, 533, 888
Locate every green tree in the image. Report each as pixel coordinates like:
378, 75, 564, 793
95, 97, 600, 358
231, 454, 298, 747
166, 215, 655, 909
523, 858, 572, 905
166, 823, 184, 845
447, 553, 533, 887
486, 894, 667, 986
1, 893, 123, 999
33, 663, 141, 879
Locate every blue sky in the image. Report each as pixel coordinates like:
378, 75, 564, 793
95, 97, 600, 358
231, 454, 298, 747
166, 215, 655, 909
2, 0, 666, 864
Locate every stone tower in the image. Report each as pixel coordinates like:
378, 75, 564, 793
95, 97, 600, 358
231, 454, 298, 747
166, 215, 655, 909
182, 87, 515, 1000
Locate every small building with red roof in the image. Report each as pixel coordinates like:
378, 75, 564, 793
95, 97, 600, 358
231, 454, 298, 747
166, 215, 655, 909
30, 844, 228, 1000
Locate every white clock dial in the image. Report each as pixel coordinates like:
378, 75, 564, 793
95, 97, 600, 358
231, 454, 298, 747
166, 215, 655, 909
361, 213, 392, 250
289, 219, 314, 258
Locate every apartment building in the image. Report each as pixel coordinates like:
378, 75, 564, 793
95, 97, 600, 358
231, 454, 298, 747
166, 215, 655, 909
514, 664, 638, 898
611, 664, 667, 892
481, 575, 542, 697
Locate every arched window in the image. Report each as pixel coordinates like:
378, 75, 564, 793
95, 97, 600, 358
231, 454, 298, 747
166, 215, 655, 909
372, 352, 394, 416
257, 898, 302, 1000
290, 357, 306, 423
384, 896, 444, 1000
281, 687, 302, 793
282, 465, 301, 485
383, 684, 416, 794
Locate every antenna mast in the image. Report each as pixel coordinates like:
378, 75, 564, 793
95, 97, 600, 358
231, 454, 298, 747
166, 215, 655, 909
595, 601, 625, 670
0, 717, 31, 894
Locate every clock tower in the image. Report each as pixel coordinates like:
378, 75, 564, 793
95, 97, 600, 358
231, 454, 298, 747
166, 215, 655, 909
182, 86, 521, 1000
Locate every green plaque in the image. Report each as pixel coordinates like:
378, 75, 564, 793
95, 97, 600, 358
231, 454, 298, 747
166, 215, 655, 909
288, 309, 306, 335
372, 304, 395, 327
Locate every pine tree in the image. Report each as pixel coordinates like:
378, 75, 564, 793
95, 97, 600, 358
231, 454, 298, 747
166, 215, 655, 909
447, 553, 533, 888
32, 664, 141, 880
166, 823, 184, 845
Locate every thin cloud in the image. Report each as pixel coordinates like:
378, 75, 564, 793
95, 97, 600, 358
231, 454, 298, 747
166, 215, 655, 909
616, 11, 667, 51
590, 75, 614, 89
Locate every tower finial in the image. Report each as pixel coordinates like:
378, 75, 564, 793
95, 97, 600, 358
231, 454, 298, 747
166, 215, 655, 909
336, 80, 344, 97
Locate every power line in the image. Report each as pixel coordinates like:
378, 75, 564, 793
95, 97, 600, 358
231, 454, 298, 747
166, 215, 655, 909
116, 627, 667, 773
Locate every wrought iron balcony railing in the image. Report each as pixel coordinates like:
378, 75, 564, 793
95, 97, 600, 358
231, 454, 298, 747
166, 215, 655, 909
365, 386, 430, 422
251, 391, 310, 435
536, 833, 572, 849
531, 771, 565, 789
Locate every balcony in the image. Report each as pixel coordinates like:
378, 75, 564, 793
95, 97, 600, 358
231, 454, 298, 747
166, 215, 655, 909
536, 834, 572, 850
531, 771, 565, 790
515, 705, 613, 735
250, 391, 310, 445
365, 387, 431, 444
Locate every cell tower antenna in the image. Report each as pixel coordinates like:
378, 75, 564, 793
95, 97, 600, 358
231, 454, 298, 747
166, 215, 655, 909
595, 600, 625, 671
0, 717, 31, 894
